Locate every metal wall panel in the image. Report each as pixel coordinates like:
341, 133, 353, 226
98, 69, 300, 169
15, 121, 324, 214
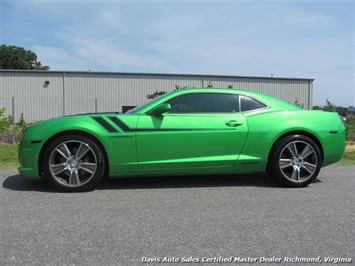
0, 70, 313, 122
1, 72, 64, 121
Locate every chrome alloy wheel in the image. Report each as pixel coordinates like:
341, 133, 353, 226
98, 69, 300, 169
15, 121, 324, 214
278, 140, 318, 183
49, 140, 97, 187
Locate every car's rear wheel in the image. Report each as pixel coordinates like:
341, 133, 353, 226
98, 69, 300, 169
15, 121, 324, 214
43, 134, 105, 192
268, 134, 322, 187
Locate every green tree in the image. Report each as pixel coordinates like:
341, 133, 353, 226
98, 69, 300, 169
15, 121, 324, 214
344, 114, 355, 141
313, 105, 322, 110
346, 113, 355, 125
323, 99, 336, 112
293, 97, 304, 108
16, 113, 27, 132
174, 85, 189, 90
0, 44, 49, 70
146, 90, 167, 100
147, 85, 192, 99
0, 106, 7, 132
206, 81, 214, 88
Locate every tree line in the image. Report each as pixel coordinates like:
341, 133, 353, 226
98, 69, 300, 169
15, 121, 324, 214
0, 44, 49, 70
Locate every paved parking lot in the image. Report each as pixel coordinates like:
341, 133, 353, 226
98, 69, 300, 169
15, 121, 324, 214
1, 166, 354, 265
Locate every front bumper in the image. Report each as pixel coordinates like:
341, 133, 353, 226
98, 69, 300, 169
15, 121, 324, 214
18, 139, 42, 178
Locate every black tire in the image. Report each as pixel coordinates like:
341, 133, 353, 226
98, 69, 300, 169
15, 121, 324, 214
43, 134, 106, 192
267, 134, 322, 187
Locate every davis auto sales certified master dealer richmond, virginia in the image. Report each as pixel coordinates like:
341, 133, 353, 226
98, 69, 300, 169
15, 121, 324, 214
141, 256, 352, 263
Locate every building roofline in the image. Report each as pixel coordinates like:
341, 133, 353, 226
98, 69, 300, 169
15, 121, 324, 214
0, 69, 315, 82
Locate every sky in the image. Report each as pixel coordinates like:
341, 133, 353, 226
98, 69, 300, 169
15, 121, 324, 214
1, 0, 354, 107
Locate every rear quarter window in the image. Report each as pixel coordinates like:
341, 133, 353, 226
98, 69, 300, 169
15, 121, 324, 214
240, 96, 268, 112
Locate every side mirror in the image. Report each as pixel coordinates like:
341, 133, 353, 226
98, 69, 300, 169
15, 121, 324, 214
146, 103, 171, 116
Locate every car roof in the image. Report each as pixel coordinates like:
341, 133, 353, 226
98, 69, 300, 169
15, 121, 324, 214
128, 87, 300, 114
167, 88, 271, 98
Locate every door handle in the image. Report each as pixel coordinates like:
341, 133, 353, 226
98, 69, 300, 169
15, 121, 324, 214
225, 120, 242, 127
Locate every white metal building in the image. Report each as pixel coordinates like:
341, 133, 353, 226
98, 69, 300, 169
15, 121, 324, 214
0, 70, 314, 122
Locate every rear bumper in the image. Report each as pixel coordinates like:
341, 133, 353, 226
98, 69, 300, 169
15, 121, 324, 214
321, 129, 346, 167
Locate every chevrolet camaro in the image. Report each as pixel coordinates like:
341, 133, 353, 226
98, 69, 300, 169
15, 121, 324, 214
19, 88, 346, 192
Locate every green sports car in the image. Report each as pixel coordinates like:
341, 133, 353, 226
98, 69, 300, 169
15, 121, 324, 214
19, 88, 346, 192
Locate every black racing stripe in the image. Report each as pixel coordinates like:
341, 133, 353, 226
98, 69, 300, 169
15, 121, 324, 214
108, 117, 134, 132
136, 128, 235, 132
92, 117, 117, 133
108, 117, 235, 132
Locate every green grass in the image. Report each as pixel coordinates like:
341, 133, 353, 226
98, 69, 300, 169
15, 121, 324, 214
336, 150, 355, 166
0, 143, 19, 169
0, 143, 354, 170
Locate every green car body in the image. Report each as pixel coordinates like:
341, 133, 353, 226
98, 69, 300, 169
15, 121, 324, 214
18, 88, 346, 191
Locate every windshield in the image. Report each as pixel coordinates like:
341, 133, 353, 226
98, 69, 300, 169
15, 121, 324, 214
125, 93, 168, 114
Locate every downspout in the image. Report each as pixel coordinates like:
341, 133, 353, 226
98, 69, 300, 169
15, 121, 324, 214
63, 73, 66, 116
309, 79, 313, 110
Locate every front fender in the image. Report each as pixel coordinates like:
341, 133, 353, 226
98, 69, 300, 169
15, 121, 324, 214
19, 116, 111, 177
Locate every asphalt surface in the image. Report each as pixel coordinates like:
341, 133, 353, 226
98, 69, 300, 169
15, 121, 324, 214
1, 166, 354, 266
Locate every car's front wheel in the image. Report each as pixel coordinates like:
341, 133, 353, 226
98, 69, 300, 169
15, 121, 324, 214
43, 134, 106, 192
267, 135, 322, 187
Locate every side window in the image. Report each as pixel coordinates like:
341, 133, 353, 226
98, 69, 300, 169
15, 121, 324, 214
165, 93, 239, 113
240, 96, 267, 112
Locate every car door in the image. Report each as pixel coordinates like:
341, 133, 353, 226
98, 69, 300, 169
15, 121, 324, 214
135, 92, 248, 170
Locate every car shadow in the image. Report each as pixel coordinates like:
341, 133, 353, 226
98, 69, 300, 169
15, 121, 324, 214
97, 173, 282, 191
2, 172, 292, 192
2, 174, 59, 192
